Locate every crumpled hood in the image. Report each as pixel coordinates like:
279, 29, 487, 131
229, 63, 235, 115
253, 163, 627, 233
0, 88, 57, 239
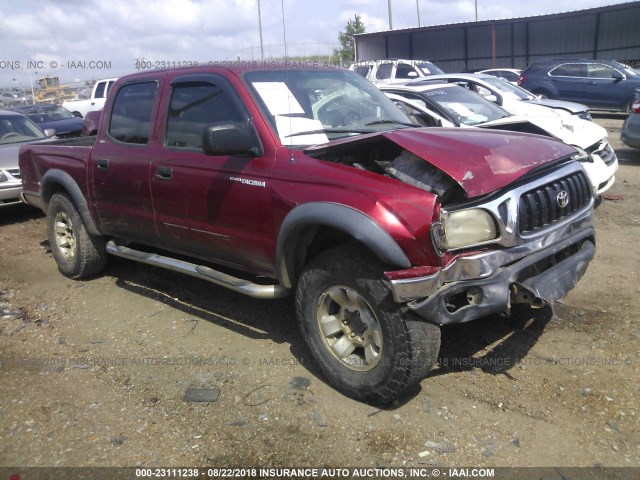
498, 101, 607, 149
518, 113, 607, 149
380, 127, 576, 197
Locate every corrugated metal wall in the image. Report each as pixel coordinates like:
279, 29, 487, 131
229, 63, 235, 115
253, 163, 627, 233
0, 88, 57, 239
354, 2, 640, 71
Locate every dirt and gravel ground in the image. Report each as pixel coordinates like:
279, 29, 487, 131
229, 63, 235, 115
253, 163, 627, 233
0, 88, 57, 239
1, 115, 639, 471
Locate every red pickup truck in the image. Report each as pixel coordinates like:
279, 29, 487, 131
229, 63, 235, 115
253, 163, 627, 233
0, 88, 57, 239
19, 66, 595, 404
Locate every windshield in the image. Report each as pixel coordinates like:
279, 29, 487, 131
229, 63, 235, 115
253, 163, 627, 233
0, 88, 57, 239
417, 62, 445, 75
481, 76, 532, 100
420, 86, 510, 126
25, 107, 75, 124
0, 115, 46, 144
244, 69, 413, 146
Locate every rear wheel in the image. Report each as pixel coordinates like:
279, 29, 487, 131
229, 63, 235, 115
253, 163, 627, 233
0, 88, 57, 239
295, 245, 440, 405
47, 193, 107, 279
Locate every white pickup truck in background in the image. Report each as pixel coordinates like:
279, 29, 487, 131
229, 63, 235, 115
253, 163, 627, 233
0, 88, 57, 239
62, 78, 118, 117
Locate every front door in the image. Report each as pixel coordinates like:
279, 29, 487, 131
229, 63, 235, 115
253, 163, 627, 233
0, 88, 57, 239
149, 74, 276, 273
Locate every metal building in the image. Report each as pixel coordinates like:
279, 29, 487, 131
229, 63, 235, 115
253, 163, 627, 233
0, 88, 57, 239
354, 1, 640, 72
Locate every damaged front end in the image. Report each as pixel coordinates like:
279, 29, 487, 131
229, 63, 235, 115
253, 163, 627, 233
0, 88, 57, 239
388, 160, 595, 325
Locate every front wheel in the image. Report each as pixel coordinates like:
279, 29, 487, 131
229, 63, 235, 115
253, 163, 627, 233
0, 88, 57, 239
47, 193, 107, 279
295, 245, 441, 405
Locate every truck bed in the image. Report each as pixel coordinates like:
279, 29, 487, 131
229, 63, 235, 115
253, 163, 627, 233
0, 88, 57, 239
19, 136, 97, 209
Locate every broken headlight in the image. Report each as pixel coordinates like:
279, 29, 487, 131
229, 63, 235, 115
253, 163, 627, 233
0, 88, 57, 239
436, 208, 498, 251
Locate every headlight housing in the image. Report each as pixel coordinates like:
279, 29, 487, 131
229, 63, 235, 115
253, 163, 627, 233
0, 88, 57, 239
571, 146, 591, 163
436, 208, 498, 251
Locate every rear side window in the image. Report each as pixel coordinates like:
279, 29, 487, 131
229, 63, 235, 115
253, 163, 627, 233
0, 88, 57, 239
165, 81, 244, 150
94, 82, 107, 99
353, 65, 372, 77
550, 63, 588, 77
108, 82, 158, 145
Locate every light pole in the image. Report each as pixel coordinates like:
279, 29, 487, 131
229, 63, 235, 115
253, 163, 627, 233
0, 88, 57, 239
416, 0, 421, 27
388, 0, 393, 30
475, 0, 478, 21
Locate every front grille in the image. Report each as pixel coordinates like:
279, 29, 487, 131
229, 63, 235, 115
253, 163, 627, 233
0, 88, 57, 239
6, 168, 20, 179
587, 140, 616, 167
518, 171, 592, 234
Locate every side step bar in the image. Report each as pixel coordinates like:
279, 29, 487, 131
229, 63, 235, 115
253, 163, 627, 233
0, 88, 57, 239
106, 241, 291, 299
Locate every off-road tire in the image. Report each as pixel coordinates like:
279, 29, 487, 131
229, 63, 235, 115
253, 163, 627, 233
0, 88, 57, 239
47, 193, 107, 279
295, 245, 441, 405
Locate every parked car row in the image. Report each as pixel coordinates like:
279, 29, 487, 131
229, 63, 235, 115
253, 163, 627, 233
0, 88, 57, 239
382, 82, 617, 197
350, 63, 620, 198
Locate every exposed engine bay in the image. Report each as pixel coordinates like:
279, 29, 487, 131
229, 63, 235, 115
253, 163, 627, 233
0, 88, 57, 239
305, 136, 466, 203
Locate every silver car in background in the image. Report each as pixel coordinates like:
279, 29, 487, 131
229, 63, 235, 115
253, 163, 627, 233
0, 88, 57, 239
0, 109, 53, 207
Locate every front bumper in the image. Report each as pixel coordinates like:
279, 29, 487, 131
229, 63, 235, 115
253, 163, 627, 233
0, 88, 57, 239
390, 224, 595, 326
0, 181, 23, 207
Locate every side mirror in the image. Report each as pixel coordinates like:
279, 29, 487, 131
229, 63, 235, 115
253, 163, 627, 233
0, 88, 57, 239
407, 71, 419, 78
202, 122, 262, 157
612, 70, 625, 81
43, 128, 56, 138
72, 111, 83, 118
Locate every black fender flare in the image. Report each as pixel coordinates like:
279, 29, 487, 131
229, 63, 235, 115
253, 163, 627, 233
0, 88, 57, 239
40, 169, 101, 237
276, 202, 411, 288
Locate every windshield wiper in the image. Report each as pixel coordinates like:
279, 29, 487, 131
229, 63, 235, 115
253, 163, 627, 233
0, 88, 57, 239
364, 119, 419, 127
285, 128, 375, 138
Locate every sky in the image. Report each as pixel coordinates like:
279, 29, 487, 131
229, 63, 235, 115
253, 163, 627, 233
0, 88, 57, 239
0, 0, 633, 88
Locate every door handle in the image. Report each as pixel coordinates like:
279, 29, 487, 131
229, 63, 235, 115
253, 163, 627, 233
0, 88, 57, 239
96, 158, 109, 169
156, 167, 173, 180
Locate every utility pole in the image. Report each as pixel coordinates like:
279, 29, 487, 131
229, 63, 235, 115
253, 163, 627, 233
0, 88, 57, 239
258, 0, 264, 60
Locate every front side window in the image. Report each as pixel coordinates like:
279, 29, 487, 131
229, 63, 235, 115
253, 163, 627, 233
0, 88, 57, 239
165, 81, 244, 150
376, 63, 393, 80
396, 64, 419, 79
587, 64, 618, 79
108, 81, 158, 144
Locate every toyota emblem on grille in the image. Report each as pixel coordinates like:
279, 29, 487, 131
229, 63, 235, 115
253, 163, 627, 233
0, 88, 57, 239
557, 191, 569, 208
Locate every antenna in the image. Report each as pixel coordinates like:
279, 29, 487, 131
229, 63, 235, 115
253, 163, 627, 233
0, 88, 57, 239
258, 0, 264, 60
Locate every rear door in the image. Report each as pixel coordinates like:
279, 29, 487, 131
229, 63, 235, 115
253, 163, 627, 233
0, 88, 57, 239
91, 80, 160, 242
149, 73, 276, 273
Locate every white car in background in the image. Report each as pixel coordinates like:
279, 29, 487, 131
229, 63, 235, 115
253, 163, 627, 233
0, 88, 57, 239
478, 68, 522, 84
414, 73, 593, 121
350, 59, 444, 85
381, 83, 618, 198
